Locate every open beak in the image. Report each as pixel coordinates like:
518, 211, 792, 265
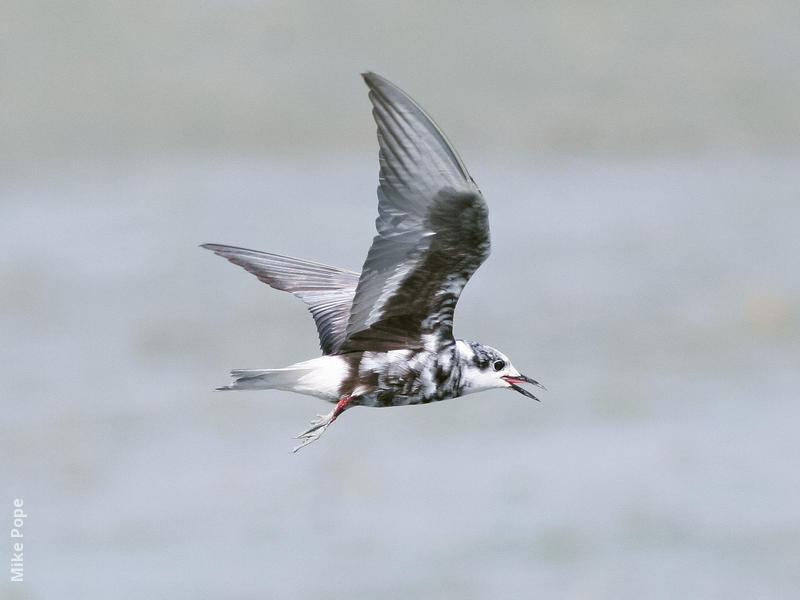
501, 374, 547, 401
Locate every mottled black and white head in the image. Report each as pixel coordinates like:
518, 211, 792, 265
455, 340, 545, 400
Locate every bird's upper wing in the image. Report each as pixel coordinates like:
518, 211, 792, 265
201, 244, 359, 354
340, 72, 490, 353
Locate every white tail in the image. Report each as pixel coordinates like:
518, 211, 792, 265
218, 367, 312, 391
216, 356, 347, 401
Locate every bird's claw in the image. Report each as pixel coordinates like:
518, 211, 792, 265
292, 410, 335, 453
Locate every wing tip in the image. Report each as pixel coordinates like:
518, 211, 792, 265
200, 243, 249, 258
361, 71, 394, 93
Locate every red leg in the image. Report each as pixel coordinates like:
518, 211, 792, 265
331, 395, 355, 423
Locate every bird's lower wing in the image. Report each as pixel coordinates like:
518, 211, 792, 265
201, 244, 359, 355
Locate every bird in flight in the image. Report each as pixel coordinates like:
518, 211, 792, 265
203, 72, 544, 452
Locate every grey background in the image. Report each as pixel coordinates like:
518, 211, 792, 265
2, 1, 799, 598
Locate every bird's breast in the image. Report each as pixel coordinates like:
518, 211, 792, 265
345, 348, 462, 407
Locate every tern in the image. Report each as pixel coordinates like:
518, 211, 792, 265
203, 72, 545, 451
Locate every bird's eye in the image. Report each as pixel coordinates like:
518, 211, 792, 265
493, 360, 505, 371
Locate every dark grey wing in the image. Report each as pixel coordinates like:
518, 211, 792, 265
201, 244, 359, 355
340, 72, 490, 353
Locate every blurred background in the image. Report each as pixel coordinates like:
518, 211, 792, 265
2, 1, 799, 598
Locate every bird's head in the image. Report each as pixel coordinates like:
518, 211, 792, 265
455, 341, 545, 400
